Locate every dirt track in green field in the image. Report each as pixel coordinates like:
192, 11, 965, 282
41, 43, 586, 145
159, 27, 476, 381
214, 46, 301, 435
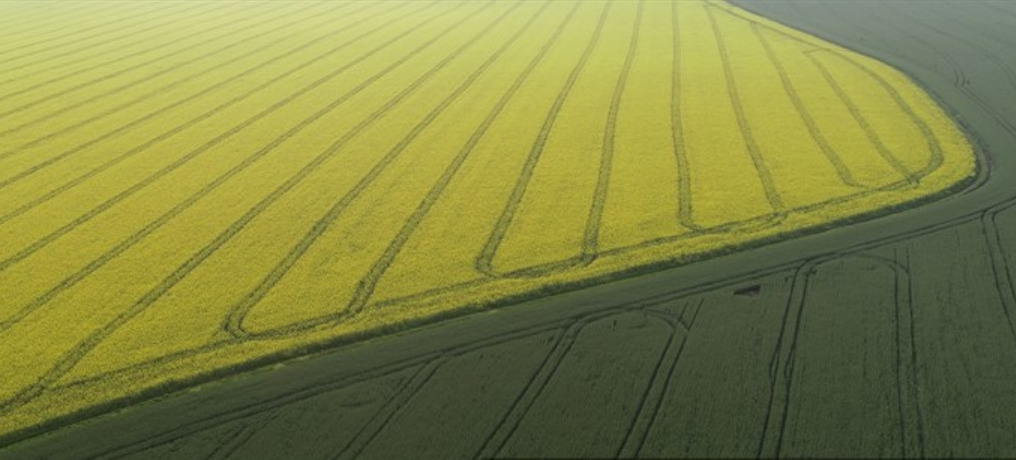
6, 0, 1016, 458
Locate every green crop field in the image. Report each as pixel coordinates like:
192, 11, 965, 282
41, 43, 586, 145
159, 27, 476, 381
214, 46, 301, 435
2, 0, 1014, 458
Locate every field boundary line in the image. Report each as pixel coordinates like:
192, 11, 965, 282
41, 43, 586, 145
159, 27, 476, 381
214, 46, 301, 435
12, 185, 999, 453
357, 167, 977, 315
0, 0, 502, 418
86, 325, 570, 459
0, 0, 1003, 448
35, 179, 1000, 453
91, 361, 432, 460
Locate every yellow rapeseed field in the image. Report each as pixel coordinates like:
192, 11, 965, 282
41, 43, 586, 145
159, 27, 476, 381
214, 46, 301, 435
0, 0, 974, 438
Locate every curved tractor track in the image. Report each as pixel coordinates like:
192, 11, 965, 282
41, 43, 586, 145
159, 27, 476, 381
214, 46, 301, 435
5, 0, 1016, 458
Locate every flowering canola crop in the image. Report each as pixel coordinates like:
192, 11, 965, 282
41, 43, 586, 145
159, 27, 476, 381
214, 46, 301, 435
0, 0, 974, 438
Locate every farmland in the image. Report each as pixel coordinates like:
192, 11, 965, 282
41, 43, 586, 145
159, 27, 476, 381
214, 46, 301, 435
0, 0, 981, 454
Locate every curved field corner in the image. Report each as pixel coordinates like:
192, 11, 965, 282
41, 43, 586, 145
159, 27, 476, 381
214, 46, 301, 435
0, 0, 974, 440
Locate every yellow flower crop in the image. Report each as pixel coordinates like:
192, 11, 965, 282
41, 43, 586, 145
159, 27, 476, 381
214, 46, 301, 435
0, 0, 974, 438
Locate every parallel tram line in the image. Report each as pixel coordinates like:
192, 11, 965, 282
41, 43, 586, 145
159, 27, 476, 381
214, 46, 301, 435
169, 0, 533, 340
671, 0, 700, 231
224, 0, 562, 339
764, 253, 916, 457
0, 0, 979, 444
583, 0, 645, 266
751, 22, 863, 188
0, 2, 75, 32
716, 2, 944, 183
0, 1, 157, 47
829, 49, 946, 179
981, 205, 1016, 348
67, 180, 979, 398
474, 0, 721, 279
585, 0, 638, 257
755, 259, 814, 458
0, 0, 253, 99
874, 1, 1016, 172
0, 0, 398, 228
360, 151, 959, 319
474, 1, 614, 278
805, 52, 919, 184
204, 411, 280, 460
47, 166, 995, 452
0, 0, 449, 319
0, 0, 369, 193
0, 1, 949, 324
621, 301, 702, 458
901, 248, 928, 458
0, 1, 302, 148
892, 247, 926, 458
317, 0, 580, 331
473, 305, 679, 459
91, 359, 435, 459
0, 0, 501, 417
980, 0, 1016, 22
0, 2, 102, 41
44, 0, 575, 390
474, 322, 584, 459
36, 193, 999, 456
0, 1, 300, 131
0, 1, 182, 64
614, 311, 680, 457
356, 161, 956, 328
86, 322, 577, 459
333, 139, 958, 328
705, 3, 785, 215
334, 358, 448, 460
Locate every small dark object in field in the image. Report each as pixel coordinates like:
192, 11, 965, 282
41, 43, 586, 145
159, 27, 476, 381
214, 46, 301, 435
734, 284, 762, 297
